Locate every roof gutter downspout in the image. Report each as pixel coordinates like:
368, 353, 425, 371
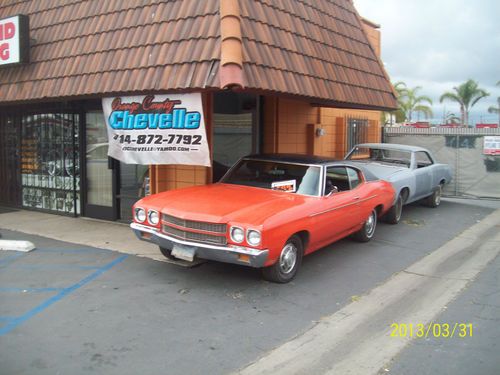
219, 0, 245, 89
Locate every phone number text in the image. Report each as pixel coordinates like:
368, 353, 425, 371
113, 134, 202, 145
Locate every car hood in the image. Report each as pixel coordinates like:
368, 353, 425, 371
364, 164, 409, 180
136, 183, 310, 225
350, 161, 408, 180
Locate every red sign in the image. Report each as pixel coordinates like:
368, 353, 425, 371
0, 15, 29, 67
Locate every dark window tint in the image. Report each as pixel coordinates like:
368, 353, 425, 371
325, 166, 350, 192
347, 167, 360, 189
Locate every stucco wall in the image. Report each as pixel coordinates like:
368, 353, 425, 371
263, 97, 381, 159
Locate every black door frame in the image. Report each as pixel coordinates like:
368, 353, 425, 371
80, 106, 120, 221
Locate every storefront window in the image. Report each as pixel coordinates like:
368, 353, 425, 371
119, 163, 149, 221
213, 92, 259, 181
1, 105, 147, 221
20, 113, 80, 214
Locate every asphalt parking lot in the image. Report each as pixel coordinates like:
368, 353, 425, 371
0, 199, 497, 375
385, 252, 500, 375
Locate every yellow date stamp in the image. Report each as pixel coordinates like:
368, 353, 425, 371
390, 323, 473, 338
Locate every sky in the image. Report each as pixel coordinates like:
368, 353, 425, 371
354, 0, 500, 125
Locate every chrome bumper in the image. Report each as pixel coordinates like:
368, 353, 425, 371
130, 222, 269, 268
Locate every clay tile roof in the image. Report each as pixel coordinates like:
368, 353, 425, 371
239, 0, 397, 110
0, 0, 396, 110
0, 0, 221, 104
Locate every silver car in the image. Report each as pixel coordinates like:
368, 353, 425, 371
345, 143, 452, 224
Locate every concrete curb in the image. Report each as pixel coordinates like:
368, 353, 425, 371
0, 240, 36, 252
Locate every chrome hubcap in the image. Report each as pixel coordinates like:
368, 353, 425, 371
365, 211, 376, 237
396, 197, 403, 220
279, 243, 297, 274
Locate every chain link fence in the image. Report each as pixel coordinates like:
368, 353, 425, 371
383, 127, 500, 199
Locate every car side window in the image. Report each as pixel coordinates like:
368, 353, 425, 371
347, 167, 361, 189
325, 167, 350, 194
415, 151, 433, 168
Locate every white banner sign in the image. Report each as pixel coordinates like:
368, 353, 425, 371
102, 94, 211, 166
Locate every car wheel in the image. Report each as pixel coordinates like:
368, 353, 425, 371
424, 184, 442, 208
262, 235, 303, 283
484, 160, 494, 172
353, 209, 377, 242
159, 246, 176, 260
383, 194, 403, 224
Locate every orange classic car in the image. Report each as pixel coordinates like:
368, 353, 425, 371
130, 154, 395, 283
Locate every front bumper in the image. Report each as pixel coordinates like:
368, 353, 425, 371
130, 222, 269, 268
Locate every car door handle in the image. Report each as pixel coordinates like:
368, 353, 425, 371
353, 196, 360, 200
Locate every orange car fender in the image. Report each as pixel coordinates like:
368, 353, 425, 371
260, 219, 311, 265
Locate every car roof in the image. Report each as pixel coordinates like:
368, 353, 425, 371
242, 154, 380, 181
354, 143, 428, 152
244, 153, 339, 165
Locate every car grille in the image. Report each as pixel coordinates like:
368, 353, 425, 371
161, 213, 227, 246
162, 225, 227, 245
162, 214, 226, 234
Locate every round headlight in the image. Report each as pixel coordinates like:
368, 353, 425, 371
135, 207, 146, 223
230, 226, 244, 243
148, 210, 159, 225
247, 230, 261, 246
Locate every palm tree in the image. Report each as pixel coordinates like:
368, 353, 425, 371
443, 111, 460, 125
487, 81, 500, 126
399, 86, 433, 122
392, 81, 409, 123
393, 81, 408, 97
440, 79, 490, 127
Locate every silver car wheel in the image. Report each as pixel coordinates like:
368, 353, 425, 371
279, 243, 297, 274
365, 210, 376, 238
395, 196, 403, 221
434, 186, 442, 206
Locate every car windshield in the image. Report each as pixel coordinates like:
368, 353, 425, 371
346, 147, 411, 168
221, 159, 321, 196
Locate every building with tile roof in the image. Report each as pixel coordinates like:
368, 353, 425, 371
0, 0, 396, 221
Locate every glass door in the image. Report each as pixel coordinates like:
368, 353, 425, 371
84, 111, 117, 220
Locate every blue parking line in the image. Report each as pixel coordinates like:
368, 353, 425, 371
0, 254, 128, 336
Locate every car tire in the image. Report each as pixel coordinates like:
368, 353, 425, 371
484, 160, 495, 172
159, 246, 176, 260
353, 209, 377, 242
383, 194, 403, 224
262, 235, 303, 283
424, 184, 442, 208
